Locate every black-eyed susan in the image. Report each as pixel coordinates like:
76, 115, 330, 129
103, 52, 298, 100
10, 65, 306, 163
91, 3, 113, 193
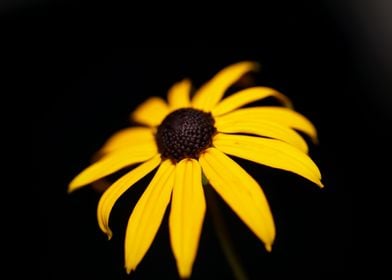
69, 61, 323, 278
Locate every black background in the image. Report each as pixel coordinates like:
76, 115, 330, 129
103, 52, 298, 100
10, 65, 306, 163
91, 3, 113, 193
17, 0, 390, 279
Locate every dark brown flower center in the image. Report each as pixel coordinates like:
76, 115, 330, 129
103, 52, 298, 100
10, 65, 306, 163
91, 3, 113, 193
156, 108, 216, 162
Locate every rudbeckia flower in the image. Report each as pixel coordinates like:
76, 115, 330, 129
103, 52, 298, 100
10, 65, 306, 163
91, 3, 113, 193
69, 61, 323, 278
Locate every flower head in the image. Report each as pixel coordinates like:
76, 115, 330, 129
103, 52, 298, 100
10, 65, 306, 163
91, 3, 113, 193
69, 61, 323, 278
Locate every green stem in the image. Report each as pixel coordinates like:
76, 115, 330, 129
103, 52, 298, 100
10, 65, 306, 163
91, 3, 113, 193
204, 184, 248, 280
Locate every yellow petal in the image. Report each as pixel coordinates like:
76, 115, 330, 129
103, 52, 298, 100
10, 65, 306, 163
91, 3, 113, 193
167, 79, 192, 110
200, 148, 275, 250
191, 61, 259, 112
212, 87, 292, 116
131, 97, 170, 127
125, 159, 175, 273
97, 155, 161, 239
68, 142, 158, 192
213, 134, 323, 187
100, 127, 155, 154
216, 106, 318, 142
169, 159, 206, 278
215, 118, 308, 153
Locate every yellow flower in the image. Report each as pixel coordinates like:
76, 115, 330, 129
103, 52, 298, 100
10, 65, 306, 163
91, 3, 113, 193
69, 61, 323, 278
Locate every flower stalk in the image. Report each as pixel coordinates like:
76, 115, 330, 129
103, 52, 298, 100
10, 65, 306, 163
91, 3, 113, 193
204, 179, 248, 280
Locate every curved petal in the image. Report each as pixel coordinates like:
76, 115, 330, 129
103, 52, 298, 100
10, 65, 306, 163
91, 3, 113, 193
169, 159, 205, 278
167, 79, 192, 110
131, 97, 170, 127
212, 87, 292, 116
216, 106, 318, 142
125, 159, 175, 273
213, 134, 323, 187
68, 142, 158, 192
191, 61, 259, 112
97, 155, 161, 239
215, 118, 308, 153
200, 148, 275, 250
100, 127, 155, 154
